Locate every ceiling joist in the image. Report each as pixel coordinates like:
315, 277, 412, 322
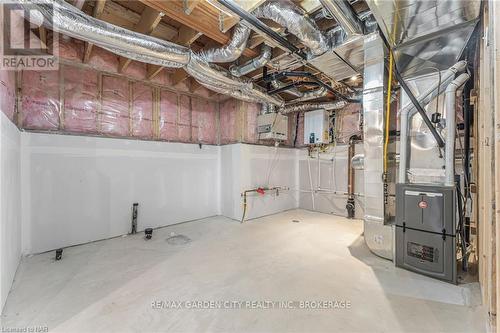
118, 6, 164, 72
83, 0, 107, 63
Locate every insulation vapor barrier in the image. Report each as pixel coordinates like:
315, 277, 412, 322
0, 70, 16, 122
19, 65, 220, 145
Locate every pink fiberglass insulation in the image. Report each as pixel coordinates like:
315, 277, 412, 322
244, 102, 259, 144
59, 38, 82, 62
21, 70, 60, 130
191, 97, 217, 144
219, 98, 238, 144
336, 104, 361, 144
178, 94, 192, 142
159, 90, 178, 141
123, 61, 147, 81
88, 46, 119, 73
131, 83, 153, 139
64, 66, 98, 133
100, 75, 129, 136
296, 112, 305, 147
0, 70, 16, 121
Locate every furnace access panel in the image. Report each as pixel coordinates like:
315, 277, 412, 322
395, 184, 456, 283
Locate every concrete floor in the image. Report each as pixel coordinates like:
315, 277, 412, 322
1, 210, 485, 332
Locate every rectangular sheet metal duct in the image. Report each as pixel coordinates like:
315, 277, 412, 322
362, 33, 393, 260
366, 0, 481, 77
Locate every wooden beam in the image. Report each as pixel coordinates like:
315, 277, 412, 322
300, 0, 322, 13
183, 0, 202, 15
39, 26, 47, 52
171, 68, 189, 86
248, 33, 265, 49
140, 0, 258, 58
83, 0, 106, 63
71, 0, 86, 10
177, 25, 203, 46
189, 78, 201, 93
118, 6, 163, 72
147, 64, 165, 80
219, 0, 267, 33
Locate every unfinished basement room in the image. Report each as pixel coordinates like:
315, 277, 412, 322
1, 0, 500, 332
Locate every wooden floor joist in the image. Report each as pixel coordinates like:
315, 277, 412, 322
139, 0, 258, 58
83, 0, 107, 63
118, 6, 164, 73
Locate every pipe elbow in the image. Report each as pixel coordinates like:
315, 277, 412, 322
229, 44, 272, 77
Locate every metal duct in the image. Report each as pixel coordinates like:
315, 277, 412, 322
230, 44, 272, 77
289, 86, 327, 103
366, 0, 480, 77
197, 24, 250, 63
398, 61, 467, 184
19, 0, 189, 68
271, 80, 303, 98
19, 0, 285, 106
444, 73, 470, 186
319, 0, 363, 38
347, 134, 362, 218
186, 53, 253, 90
362, 33, 393, 260
280, 100, 347, 114
252, 0, 329, 56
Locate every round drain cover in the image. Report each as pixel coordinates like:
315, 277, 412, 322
166, 234, 191, 245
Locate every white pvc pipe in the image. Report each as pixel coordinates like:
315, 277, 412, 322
398, 60, 468, 184
444, 73, 470, 186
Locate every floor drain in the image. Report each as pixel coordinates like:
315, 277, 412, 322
292, 219, 300, 223
166, 234, 191, 245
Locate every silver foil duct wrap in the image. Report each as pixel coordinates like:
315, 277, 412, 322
253, 0, 329, 56
197, 24, 251, 63
280, 101, 347, 114
19, 0, 190, 68
288, 86, 328, 103
18, 0, 285, 106
271, 80, 303, 98
230, 44, 272, 77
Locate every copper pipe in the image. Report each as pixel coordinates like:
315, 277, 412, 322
347, 135, 361, 218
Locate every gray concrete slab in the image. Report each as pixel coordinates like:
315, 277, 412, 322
1, 210, 485, 332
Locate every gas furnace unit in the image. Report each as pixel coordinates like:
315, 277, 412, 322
395, 183, 457, 283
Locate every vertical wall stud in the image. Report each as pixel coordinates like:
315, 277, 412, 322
97, 72, 103, 133
14, 70, 22, 127
129, 80, 133, 137
59, 65, 65, 130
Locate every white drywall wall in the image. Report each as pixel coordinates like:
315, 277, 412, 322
221, 144, 299, 221
298, 144, 364, 218
21, 133, 221, 254
0, 111, 21, 312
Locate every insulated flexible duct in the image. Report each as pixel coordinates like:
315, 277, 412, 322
271, 80, 303, 97
319, 0, 363, 38
197, 24, 251, 63
230, 44, 272, 77
252, 0, 329, 56
19, 0, 285, 106
289, 86, 328, 103
19, 0, 189, 68
280, 101, 347, 114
